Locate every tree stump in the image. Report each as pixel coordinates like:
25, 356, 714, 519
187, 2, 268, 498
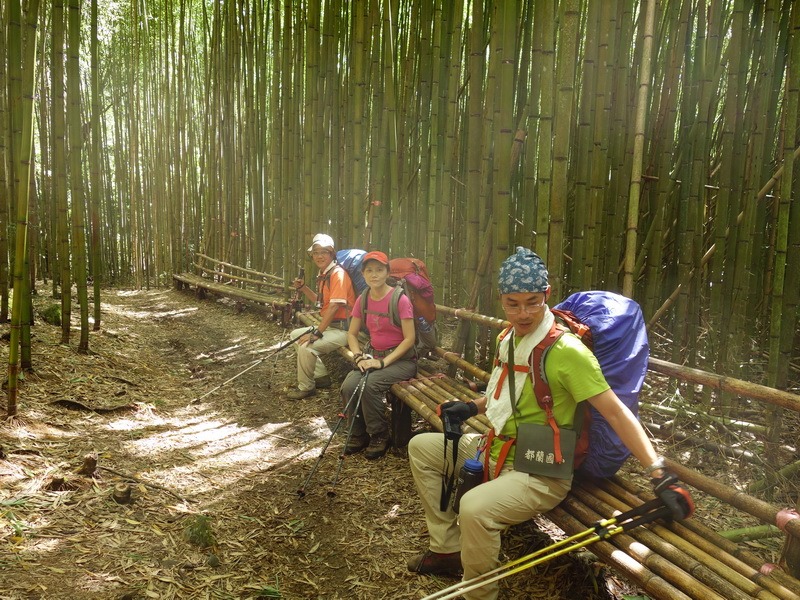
76, 454, 97, 476
112, 483, 133, 504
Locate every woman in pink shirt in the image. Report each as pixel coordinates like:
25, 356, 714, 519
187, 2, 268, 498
340, 251, 417, 459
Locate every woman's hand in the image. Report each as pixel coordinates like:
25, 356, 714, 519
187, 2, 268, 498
356, 356, 384, 372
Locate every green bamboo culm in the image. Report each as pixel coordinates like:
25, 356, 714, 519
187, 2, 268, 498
89, 0, 102, 330
67, 0, 90, 353
7, 0, 41, 417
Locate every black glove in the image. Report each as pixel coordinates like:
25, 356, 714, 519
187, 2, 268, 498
652, 472, 695, 520
437, 401, 478, 440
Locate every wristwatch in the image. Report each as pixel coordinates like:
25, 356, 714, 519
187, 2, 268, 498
644, 456, 666, 475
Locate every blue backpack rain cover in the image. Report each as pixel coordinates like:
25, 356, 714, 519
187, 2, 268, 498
553, 291, 649, 478
335, 249, 368, 294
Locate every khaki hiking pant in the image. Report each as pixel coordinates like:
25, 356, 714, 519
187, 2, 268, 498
290, 326, 348, 391
408, 432, 572, 600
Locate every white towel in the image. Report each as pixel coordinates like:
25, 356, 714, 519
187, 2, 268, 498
485, 310, 555, 433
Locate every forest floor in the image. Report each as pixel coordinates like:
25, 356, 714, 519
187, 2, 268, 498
0, 285, 794, 600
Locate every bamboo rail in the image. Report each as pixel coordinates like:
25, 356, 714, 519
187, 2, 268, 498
647, 358, 800, 414
193, 261, 286, 291
436, 304, 800, 415
195, 253, 285, 283
173, 273, 285, 305
664, 459, 800, 541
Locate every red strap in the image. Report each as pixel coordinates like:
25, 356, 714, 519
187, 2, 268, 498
493, 326, 515, 368
484, 429, 516, 480
493, 363, 530, 399
545, 406, 563, 464
531, 322, 567, 464
494, 437, 515, 478
483, 431, 494, 482
530, 322, 563, 407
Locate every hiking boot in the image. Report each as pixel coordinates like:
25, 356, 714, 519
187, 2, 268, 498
343, 433, 370, 455
364, 430, 391, 460
286, 387, 316, 400
407, 550, 462, 575
314, 375, 332, 389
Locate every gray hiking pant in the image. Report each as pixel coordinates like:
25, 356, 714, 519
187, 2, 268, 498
340, 359, 417, 436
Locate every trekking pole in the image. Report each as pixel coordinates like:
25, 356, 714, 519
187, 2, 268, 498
193, 327, 316, 402
421, 498, 672, 600
327, 371, 370, 498
263, 328, 288, 390
297, 372, 368, 497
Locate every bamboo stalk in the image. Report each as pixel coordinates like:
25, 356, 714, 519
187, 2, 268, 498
748, 459, 800, 494
719, 525, 782, 543
433, 346, 492, 383
647, 144, 800, 330
193, 262, 285, 290
641, 402, 767, 435
572, 483, 781, 600
651, 461, 800, 543
648, 358, 800, 414
436, 304, 509, 330
417, 368, 484, 402
598, 477, 800, 599
196, 253, 285, 282
548, 504, 693, 599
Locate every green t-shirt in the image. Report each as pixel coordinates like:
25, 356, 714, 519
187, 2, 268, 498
489, 332, 609, 464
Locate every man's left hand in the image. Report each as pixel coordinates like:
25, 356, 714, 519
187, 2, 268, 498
652, 472, 695, 520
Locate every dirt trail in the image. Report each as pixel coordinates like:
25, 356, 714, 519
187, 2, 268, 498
0, 288, 629, 599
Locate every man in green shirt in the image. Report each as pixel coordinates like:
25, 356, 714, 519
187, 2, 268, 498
407, 247, 690, 600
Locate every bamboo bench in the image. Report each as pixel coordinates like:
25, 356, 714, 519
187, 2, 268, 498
294, 310, 800, 600
173, 254, 296, 325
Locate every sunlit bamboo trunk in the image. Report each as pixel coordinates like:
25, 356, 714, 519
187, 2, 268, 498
0, 0, 10, 322
67, 0, 89, 352
622, 0, 655, 297
7, 0, 40, 416
50, 0, 72, 342
35, 28, 52, 300
548, 0, 578, 299
533, 0, 555, 261
89, 0, 101, 329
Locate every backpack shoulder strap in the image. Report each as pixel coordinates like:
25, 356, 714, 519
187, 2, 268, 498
387, 285, 405, 328
529, 322, 566, 410
358, 288, 370, 335
317, 262, 340, 297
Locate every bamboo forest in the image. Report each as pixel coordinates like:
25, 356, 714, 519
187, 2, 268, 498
2, 0, 800, 599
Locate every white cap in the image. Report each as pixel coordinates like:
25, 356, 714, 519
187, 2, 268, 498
307, 233, 335, 252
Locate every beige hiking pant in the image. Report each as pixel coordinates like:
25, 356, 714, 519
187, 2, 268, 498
408, 432, 572, 600
290, 326, 348, 391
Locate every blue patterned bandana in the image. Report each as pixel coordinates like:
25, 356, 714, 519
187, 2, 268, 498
498, 247, 549, 294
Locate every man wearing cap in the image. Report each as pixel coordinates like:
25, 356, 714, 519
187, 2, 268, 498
406, 247, 692, 600
339, 251, 417, 459
288, 234, 356, 400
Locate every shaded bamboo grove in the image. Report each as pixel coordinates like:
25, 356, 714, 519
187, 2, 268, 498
1, 0, 799, 416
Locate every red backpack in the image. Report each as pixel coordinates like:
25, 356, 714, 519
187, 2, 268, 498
358, 258, 438, 354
